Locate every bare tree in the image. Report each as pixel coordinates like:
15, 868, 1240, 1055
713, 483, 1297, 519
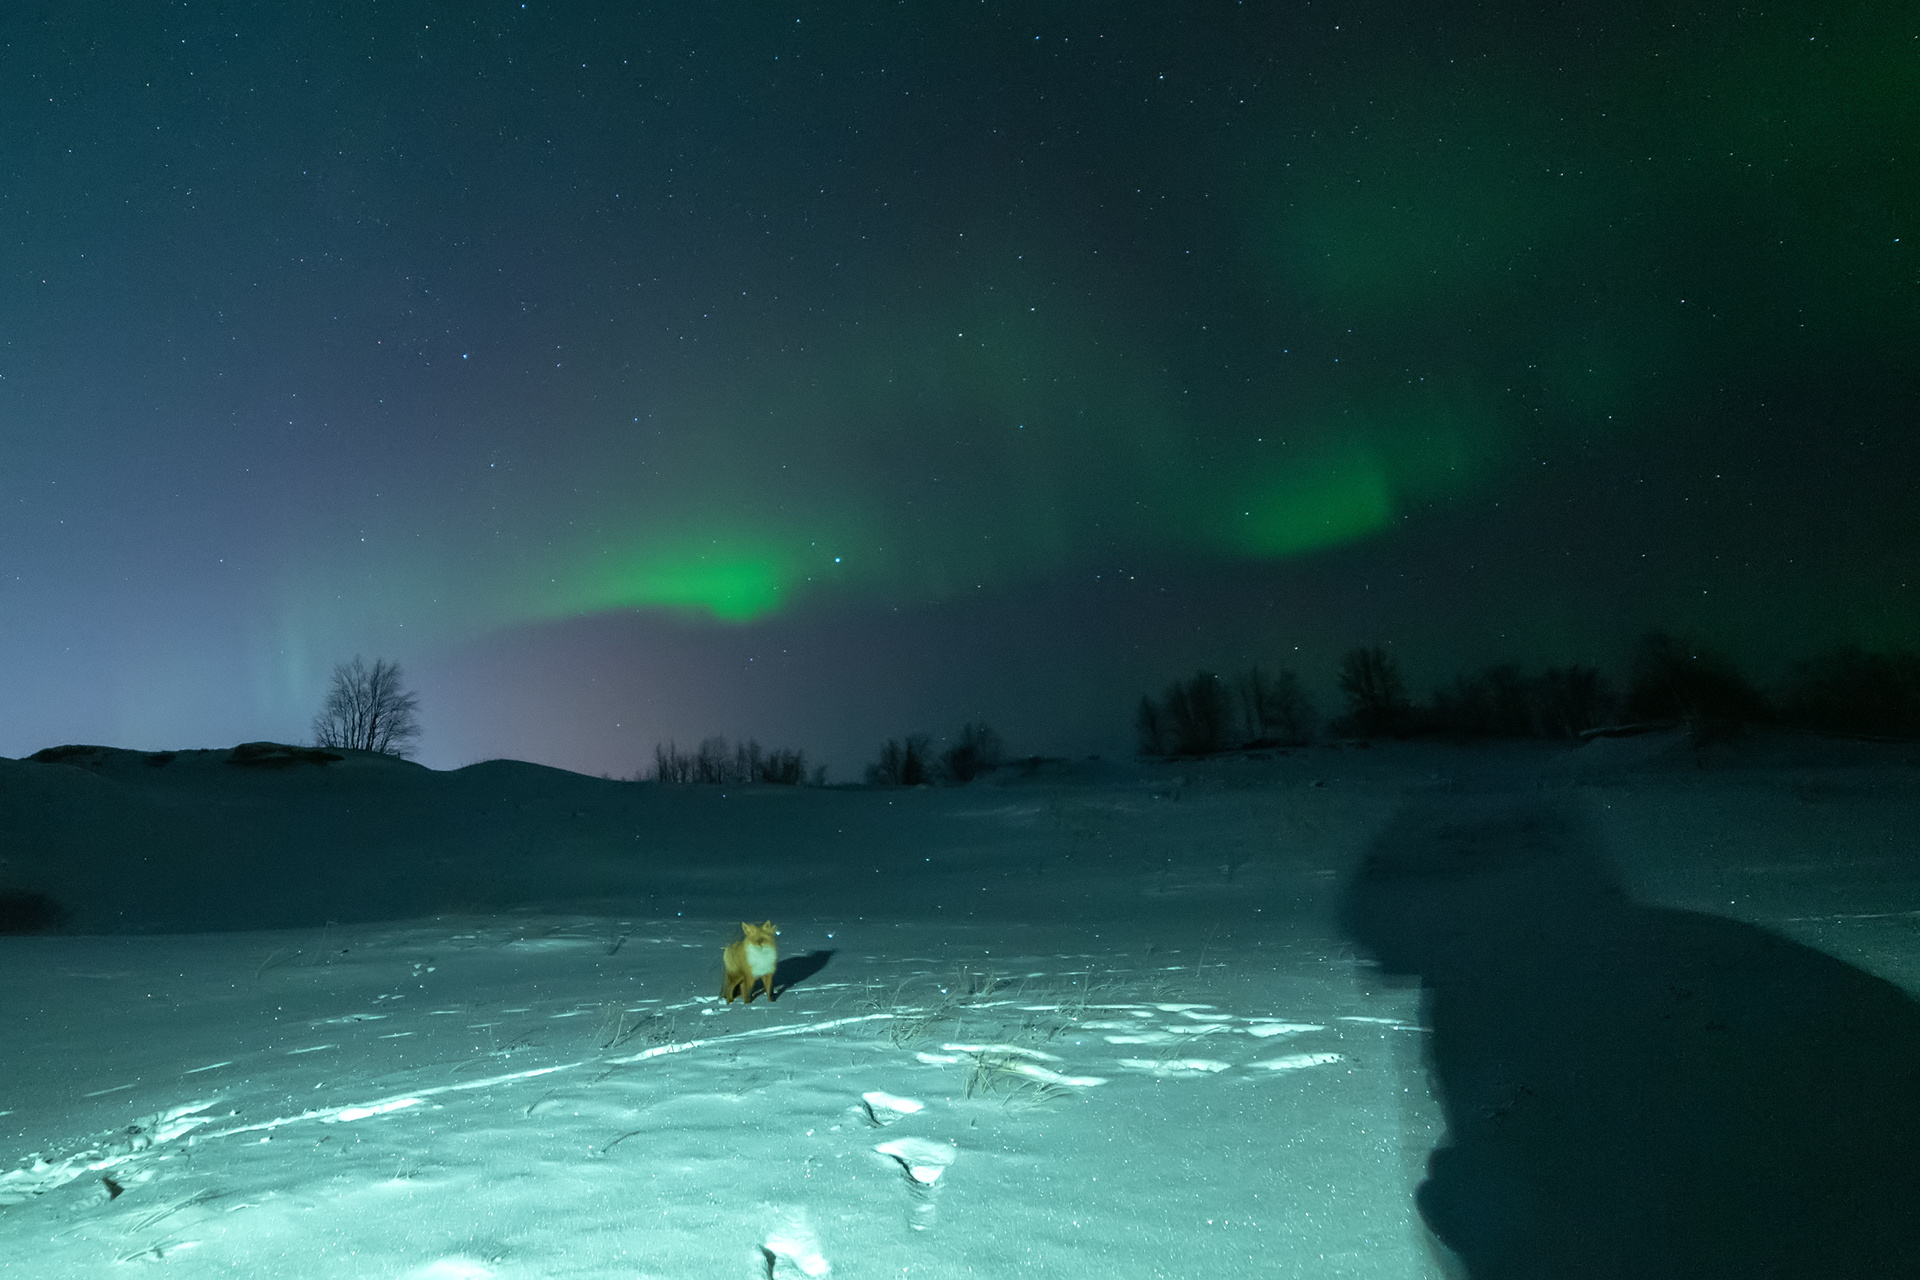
866, 734, 933, 786
312, 656, 422, 757
1163, 670, 1236, 755
1336, 645, 1411, 738
939, 722, 1003, 783
693, 736, 732, 784
1135, 694, 1169, 756
651, 741, 695, 783
1136, 671, 1243, 756
1237, 667, 1317, 745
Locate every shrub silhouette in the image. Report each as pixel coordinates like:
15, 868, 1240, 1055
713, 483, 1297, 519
0, 889, 70, 935
1782, 647, 1920, 738
1336, 645, 1412, 737
755, 746, 809, 785
940, 722, 1003, 783
229, 742, 345, 768
866, 734, 933, 786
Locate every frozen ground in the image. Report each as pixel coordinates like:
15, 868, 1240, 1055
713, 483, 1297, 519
1, 733, 1917, 1277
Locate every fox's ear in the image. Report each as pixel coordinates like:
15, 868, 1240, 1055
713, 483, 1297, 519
762, 920, 774, 929
740, 922, 751, 932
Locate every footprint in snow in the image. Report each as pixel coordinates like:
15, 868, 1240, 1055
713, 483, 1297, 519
761, 1212, 831, 1277
859, 1091, 924, 1126
0, 1101, 219, 1206
874, 1137, 956, 1230
874, 1136, 954, 1187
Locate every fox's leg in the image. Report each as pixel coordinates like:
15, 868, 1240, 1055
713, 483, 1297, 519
760, 974, 777, 1002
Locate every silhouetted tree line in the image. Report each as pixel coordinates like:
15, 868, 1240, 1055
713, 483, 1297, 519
1781, 646, 1920, 738
1424, 660, 1615, 739
866, 721, 1003, 786
1135, 632, 1920, 756
1136, 667, 1317, 756
650, 736, 818, 785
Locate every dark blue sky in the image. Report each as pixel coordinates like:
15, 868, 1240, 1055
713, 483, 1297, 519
2, 0, 1914, 773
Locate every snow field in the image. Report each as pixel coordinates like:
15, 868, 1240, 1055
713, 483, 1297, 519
0, 917, 1440, 1278
5, 737, 1917, 1276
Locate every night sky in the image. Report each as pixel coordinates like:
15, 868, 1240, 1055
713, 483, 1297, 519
3, 1, 1914, 774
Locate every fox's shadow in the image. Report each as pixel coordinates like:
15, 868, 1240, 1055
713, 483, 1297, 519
1340, 793, 1920, 1279
772, 949, 835, 998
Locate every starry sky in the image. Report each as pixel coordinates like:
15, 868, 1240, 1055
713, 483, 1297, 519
2, 0, 1914, 774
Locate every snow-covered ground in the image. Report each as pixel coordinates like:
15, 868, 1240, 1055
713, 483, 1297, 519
2, 734, 1916, 1277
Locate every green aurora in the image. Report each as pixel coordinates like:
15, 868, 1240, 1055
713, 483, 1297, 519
6, 0, 1912, 712
475, 0, 1913, 629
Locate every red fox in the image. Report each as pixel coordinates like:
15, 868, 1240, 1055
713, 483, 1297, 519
722, 920, 778, 1004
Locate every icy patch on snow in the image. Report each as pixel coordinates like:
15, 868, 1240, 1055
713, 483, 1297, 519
943, 1044, 1106, 1086
404, 1261, 496, 1280
329, 1097, 422, 1123
1252, 1052, 1344, 1071
1116, 1058, 1232, 1077
941, 1042, 1059, 1060
1103, 1026, 1223, 1044
1004, 1061, 1108, 1087
1243, 1022, 1326, 1037
141, 1100, 223, 1144
1102, 1031, 1187, 1044
0, 1155, 90, 1204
